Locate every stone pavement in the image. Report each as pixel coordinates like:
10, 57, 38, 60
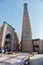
0, 52, 29, 65
30, 54, 43, 65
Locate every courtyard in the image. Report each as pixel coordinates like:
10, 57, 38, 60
0, 52, 29, 65
0, 52, 43, 65
30, 54, 43, 65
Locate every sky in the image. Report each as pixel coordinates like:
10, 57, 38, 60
0, 0, 43, 39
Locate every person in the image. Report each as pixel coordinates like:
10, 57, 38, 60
5, 49, 8, 54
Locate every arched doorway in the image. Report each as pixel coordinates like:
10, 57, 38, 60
4, 33, 12, 52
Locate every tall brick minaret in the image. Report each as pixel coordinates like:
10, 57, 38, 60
21, 3, 32, 52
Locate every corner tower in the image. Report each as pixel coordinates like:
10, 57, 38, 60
21, 3, 32, 52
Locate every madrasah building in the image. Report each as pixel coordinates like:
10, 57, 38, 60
0, 3, 43, 53
0, 22, 19, 52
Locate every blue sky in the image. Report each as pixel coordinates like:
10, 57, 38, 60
0, 0, 43, 39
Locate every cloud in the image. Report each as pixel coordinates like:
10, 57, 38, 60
39, 33, 43, 39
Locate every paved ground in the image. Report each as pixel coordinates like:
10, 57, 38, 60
0, 53, 43, 65
30, 54, 43, 65
0, 52, 29, 65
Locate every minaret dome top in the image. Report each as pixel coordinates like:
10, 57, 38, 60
24, 3, 28, 7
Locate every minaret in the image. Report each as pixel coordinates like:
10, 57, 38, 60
21, 3, 32, 52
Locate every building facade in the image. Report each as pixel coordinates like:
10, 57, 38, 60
0, 22, 19, 52
32, 39, 43, 53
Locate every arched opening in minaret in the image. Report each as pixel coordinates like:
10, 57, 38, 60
4, 33, 12, 52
